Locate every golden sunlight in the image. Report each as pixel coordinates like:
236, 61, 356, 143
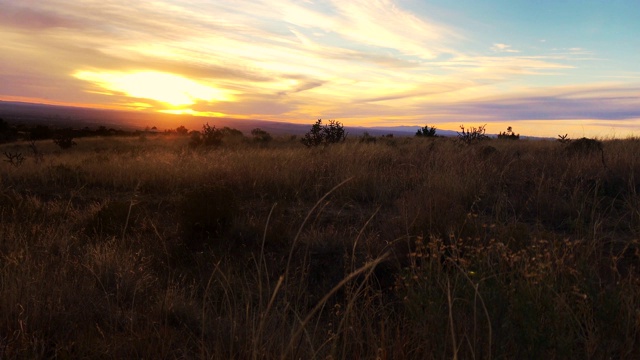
73, 70, 233, 106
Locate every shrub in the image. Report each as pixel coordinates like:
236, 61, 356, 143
251, 128, 272, 143
565, 137, 606, 167
497, 126, 520, 140
323, 119, 347, 144
301, 119, 347, 147
457, 124, 489, 145
221, 126, 244, 138
416, 125, 437, 137
189, 123, 224, 148
53, 135, 77, 150
176, 125, 189, 135
201, 123, 223, 147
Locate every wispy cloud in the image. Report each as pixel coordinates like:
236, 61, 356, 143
491, 43, 520, 53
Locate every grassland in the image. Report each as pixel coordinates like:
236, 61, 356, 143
1, 133, 639, 359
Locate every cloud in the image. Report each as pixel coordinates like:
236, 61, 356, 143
491, 43, 520, 53
416, 84, 640, 122
1, 0, 638, 138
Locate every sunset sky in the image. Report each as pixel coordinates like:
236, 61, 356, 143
1, 0, 639, 137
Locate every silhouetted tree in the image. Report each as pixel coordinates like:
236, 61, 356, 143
497, 126, 520, 140
176, 125, 189, 135
301, 119, 347, 147
416, 125, 437, 137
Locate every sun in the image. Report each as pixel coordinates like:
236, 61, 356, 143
74, 70, 232, 106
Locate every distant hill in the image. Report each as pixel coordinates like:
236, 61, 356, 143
0, 100, 458, 137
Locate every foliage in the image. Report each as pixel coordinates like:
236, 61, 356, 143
189, 123, 224, 148
221, 126, 244, 138
251, 128, 272, 143
558, 134, 571, 144
176, 125, 189, 135
497, 126, 520, 140
416, 125, 437, 137
457, 124, 489, 144
301, 119, 347, 147
53, 135, 77, 150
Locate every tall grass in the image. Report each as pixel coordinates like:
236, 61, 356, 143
1, 134, 639, 358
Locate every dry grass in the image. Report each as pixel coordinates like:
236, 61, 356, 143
1, 134, 640, 358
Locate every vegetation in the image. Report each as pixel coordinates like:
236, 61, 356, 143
416, 124, 437, 137
458, 124, 489, 144
497, 126, 520, 140
301, 119, 347, 147
359, 131, 377, 144
251, 128, 273, 143
1, 121, 640, 359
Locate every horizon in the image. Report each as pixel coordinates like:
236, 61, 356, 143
1, 1, 639, 138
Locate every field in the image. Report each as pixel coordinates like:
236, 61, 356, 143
1, 132, 640, 358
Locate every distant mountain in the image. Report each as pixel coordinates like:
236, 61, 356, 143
3, 100, 514, 138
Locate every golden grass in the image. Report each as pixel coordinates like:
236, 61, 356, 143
1, 134, 640, 358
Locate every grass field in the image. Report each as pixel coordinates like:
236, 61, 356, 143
1, 133, 639, 358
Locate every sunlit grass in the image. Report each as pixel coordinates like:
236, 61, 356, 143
1, 134, 639, 358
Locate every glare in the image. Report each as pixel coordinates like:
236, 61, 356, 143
74, 71, 232, 106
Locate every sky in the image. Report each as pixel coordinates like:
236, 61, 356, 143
1, 0, 639, 138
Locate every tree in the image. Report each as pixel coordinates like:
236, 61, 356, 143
201, 123, 223, 147
301, 119, 347, 147
176, 125, 189, 135
416, 125, 437, 137
189, 123, 224, 148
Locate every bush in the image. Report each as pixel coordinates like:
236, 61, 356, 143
251, 128, 272, 143
221, 127, 244, 138
301, 119, 347, 147
53, 135, 77, 150
457, 124, 489, 145
416, 125, 437, 137
176, 125, 189, 135
189, 123, 223, 148
202, 123, 223, 147
497, 126, 520, 140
